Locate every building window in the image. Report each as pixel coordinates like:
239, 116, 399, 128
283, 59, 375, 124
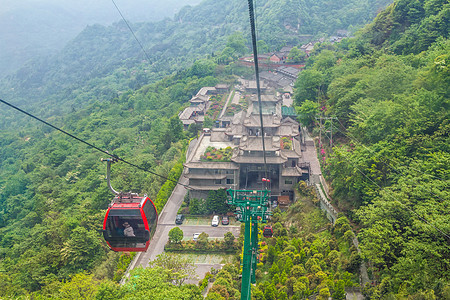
215, 179, 222, 185
227, 178, 234, 185
285, 179, 293, 185
214, 169, 220, 174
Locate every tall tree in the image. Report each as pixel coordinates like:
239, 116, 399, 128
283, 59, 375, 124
226, 32, 248, 56
123, 266, 201, 299
293, 69, 325, 105
150, 253, 197, 286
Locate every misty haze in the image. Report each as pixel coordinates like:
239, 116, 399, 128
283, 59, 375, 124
0, 0, 202, 76
0, 0, 448, 299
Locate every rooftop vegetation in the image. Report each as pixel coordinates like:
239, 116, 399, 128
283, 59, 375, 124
200, 146, 234, 162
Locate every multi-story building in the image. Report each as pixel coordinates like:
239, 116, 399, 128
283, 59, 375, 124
178, 84, 230, 130
184, 90, 309, 202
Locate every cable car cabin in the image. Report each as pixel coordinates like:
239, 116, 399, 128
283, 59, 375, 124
263, 225, 273, 238
102, 194, 158, 252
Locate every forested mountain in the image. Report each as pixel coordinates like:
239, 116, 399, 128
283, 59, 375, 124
295, 0, 449, 297
0, 0, 203, 76
3, 0, 447, 298
361, 0, 449, 54
0, 0, 392, 120
0, 59, 226, 297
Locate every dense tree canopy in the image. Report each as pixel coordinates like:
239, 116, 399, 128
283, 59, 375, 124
292, 0, 449, 297
0, 58, 232, 298
4, 0, 443, 298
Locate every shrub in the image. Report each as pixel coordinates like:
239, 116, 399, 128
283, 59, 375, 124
317, 287, 331, 300
343, 230, 355, 244
168, 227, 183, 244
224, 232, 235, 247
154, 162, 183, 212
200, 147, 234, 162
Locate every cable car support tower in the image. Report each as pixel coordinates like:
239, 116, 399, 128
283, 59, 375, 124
228, 1, 274, 299
227, 189, 271, 300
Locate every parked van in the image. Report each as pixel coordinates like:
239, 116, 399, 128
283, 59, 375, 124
211, 215, 219, 227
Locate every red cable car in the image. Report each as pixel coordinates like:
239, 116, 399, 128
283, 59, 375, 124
263, 225, 273, 238
101, 158, 158, 252
102, 193, 158, 252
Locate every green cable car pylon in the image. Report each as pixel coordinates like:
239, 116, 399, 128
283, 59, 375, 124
227, 189, 271, 300
229, 1, 273, 299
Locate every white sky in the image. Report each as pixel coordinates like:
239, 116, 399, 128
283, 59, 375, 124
0, 0, 203, 75
0, 0, 203, 24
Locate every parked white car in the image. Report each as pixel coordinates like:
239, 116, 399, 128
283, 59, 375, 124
193, 233, 200, 241
211, 215, 219, 227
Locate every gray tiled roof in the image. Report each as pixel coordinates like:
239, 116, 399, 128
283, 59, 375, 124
239, 136, 281, 151
197, 87, 216, 96
186, 185, 231, 191
226, 124, 246, 136
244, 115, 282, 128
277, 66, 300, 77
281, 167, 305, 176
184, 161, 239, 169
186, 174, 227, 179
190, 95, 209, 103
231, 156, 286, 164
277, 123, 300, 136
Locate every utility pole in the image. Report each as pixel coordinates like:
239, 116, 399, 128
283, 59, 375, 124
315, 116, 337, 148
227, 189, 271, 300
319, 115, 322, 146
330, 117, 333, 147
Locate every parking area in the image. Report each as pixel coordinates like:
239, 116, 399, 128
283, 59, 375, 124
183, 216, 239, 226
173, 253, 235, 265
177, 224, 240, 241
172, 253, 237, 284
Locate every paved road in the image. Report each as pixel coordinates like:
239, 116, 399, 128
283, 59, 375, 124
231, 91, 241, 105
133, 175, 189, 268
122, 149, 241, 283
301, 127, 322, 176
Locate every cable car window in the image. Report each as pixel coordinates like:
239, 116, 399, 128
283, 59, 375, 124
263, 225, 273, 238
104, 215, 145, 239
108, 209, 141, 216
142, 200, 157, 235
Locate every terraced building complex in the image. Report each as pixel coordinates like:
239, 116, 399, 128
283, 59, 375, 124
184, 88, 310, 202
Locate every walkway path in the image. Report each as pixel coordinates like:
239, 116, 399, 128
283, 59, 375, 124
231, 91, 241, 105
218, 90, 235, 119
300, 127, 322, 178
301, 127, 370, 290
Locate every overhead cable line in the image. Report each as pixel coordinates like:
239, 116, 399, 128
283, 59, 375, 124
253, 0, 259, 41
111, 0, 152, 63
0, 98, 193, 190
247, 0, 269, 184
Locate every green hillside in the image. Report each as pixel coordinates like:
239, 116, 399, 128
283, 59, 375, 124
294, 0, 449, 297
3, 0, 447, 298
0, 59, 231, 297
0, 0, 392, 119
